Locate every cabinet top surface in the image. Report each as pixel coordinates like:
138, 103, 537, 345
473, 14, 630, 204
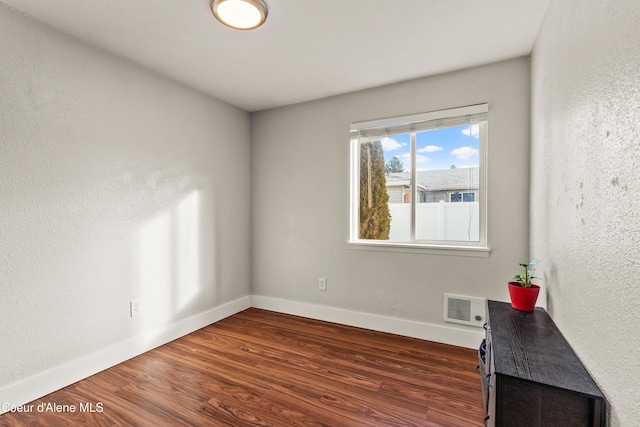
487, 300, 603, 398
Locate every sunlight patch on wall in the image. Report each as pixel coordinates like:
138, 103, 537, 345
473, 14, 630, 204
137, 189, 204, 332
176, 190, 201, 312
138, 208, 172, 325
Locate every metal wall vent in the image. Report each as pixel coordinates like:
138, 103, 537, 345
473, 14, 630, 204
444, 294, 486, 328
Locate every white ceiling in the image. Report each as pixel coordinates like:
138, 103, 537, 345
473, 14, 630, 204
1, 0, 550, 112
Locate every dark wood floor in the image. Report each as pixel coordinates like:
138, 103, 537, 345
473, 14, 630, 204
0, 308, 485, 426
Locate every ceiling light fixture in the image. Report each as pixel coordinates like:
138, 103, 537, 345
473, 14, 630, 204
210, 0, 268, 30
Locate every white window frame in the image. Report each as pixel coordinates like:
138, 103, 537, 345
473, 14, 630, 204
348, 104, 490, 257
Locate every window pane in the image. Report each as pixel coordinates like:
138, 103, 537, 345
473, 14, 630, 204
358, 134, 412, 240
414, 124, 480, 242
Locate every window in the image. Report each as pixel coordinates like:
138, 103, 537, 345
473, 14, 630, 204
349, 104, 488, 254
450, 192, 476, 203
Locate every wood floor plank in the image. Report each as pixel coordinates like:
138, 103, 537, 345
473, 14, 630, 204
0, 308, 485, 426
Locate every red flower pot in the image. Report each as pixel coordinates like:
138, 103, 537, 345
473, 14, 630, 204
508, 282, 541, 312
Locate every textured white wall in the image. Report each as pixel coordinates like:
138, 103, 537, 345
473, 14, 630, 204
251, 58, 531, 335
0, 6, 250, 388
530, 1, 640, 425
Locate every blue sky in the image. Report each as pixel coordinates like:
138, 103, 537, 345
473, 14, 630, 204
380, 124, 479, 171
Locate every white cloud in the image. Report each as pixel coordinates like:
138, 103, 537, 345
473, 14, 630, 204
400, 153, 431, 167
461, 124, 480, 138
415, 154, 431, 166
451, 146, 479, 160
380, 136, 406, 151
399, 153, 412, 164
417, 145, 443, 153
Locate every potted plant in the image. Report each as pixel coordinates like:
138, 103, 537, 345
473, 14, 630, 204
508, 259, 541, 312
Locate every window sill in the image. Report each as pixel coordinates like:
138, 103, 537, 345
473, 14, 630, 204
347, 241, 491, 257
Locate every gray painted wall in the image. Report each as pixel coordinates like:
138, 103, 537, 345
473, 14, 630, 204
531, 0, 640, 425
0, 6, 251, 388
251, 58, 531, 332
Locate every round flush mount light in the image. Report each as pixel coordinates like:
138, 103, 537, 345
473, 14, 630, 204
210, 0, 268, 30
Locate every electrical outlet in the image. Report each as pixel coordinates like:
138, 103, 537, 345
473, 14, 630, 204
130, 299, 141, 317
318, 278, 327, 291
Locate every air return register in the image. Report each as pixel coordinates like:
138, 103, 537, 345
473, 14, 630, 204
444, 294, 486, 327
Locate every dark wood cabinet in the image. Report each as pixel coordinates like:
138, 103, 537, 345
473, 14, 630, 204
482, 300, 604, 427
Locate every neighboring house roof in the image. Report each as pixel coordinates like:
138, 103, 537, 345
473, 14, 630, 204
385, 174, 410, 187
384, 173, 424, 190
385, 167, 479, 191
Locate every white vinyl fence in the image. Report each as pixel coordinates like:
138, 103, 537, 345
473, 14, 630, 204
388, 201, 479, 242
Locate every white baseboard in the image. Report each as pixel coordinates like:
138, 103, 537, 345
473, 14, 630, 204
0, 296, 251, 415
250, 295, 484, 350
